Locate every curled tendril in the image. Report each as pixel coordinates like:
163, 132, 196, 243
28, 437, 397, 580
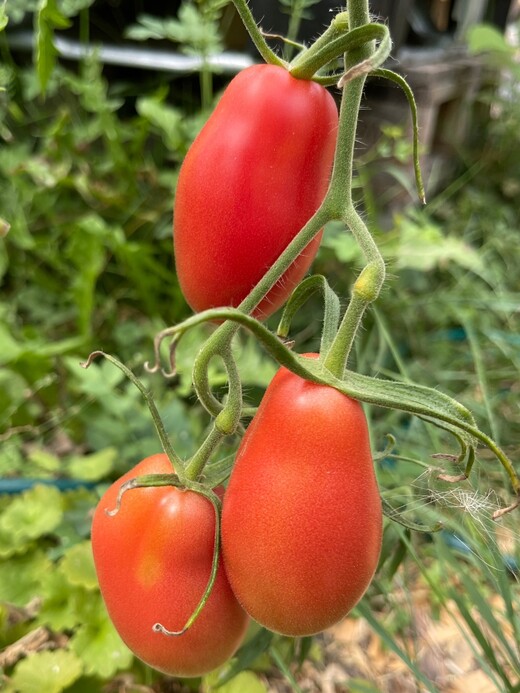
104, 473, 185, 517
152, 487, 222, 637
437, 473, 469, 484
104, 478, 139, 517
145, 332, 180, 379
493, 494, 520, 521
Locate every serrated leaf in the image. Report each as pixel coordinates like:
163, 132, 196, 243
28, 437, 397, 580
38, 570, 85, 630
59, 541, 98, 590
136, 95, 184, 151
0, 322, 22, 365
70, 616, 133, 678
27, 447, 61, 472
0, 485, 64, 557
0, 550, 52, 606
67, 448, 117, 481
394, 220, 485, 274
6, 649, 82, 693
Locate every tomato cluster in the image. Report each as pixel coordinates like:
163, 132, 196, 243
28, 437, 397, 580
91, 63, 382, 678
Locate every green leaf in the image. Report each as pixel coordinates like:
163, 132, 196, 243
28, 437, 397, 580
27, 447, 61, 473
67, 448, 117, 481
136, 94, 184, 151
36, 0, 71, 94
0, 1, 8, 32
207, 670, 268, 693
70, 616, 133, 678
59, 541, 98, 590
38, 570, 86, 630
6, 649, 83, 693
393, 217, 485, 275
0, 322, 22, 365
215, 628, 274, 686
0, 485, 64, 557
467, 24, 510, 55
0, 550, 52, 605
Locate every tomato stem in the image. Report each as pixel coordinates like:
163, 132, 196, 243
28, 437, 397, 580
231, 0, 288, 69
153, 486, 223, 636
290, 23, 390, 82
80, 351, 186, 481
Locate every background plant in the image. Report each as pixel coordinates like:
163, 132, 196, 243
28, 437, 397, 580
1, 1, 519, 691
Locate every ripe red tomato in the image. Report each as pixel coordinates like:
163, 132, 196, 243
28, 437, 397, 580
173, 64, 338, 319
91, 454, 248, 677
221, 357, 382, 636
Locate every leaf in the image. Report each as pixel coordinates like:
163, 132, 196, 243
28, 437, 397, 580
0, 322, 22, 365
27, 447, 61, 473
0, 485, 64, 557
6, 649, 83, 693
59, 541, 98, 590
0, 550, 52, 606
38, 570, 86, 630
394, 217, 485, 275
467, 24, 510, 55
0, 2, 8, 32
136, 94, 185, 151
214, 628, 274, 686
70, 617, 133, 678
67, 448, 117, 481
36, 0, 71, 94
217, 671, 268, 693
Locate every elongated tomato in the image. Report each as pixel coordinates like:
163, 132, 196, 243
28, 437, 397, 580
221, 359, 382, 636
91, 454, 248, 677
173, 64, 338, 319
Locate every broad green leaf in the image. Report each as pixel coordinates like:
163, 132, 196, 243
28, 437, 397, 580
0, 550, 52, 605
0, 322, 22, 365
0, 485, 64, 557
36, 0, 70, 94
71, 617, 133, 678
206, 670, 268, 693
59, 541, 98, 590
467, 24, 510, 55
38, 570, 86, 630
67, 447, 117, 481
136, 95, 184, 151
394, 219, 485, 275
27, 447, 61, 473
6, 649, 82, 693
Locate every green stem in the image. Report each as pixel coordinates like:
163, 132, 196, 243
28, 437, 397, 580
154, 486, 223, 635
231, 0, 288, 68
80, 351, 186, 481
192, 204, 332, 416
290, 22, 389, 81
320, 0, 386, 377
185, 425, 224, 481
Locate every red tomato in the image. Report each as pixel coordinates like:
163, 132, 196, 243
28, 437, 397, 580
91, 454, 248, 677
173, 64, 338, 319
221, 358, 382, 636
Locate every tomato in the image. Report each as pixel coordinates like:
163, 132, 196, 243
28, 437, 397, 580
91, 454, 249, 677
221, 357, 382, 636
173, 64, 338, 319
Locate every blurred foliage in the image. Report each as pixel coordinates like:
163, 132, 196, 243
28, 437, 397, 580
0, 0, 519, 691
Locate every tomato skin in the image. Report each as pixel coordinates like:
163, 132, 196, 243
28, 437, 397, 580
173, 64, 338, 319
91, 454, 249, 677
221, 358, 382, 636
